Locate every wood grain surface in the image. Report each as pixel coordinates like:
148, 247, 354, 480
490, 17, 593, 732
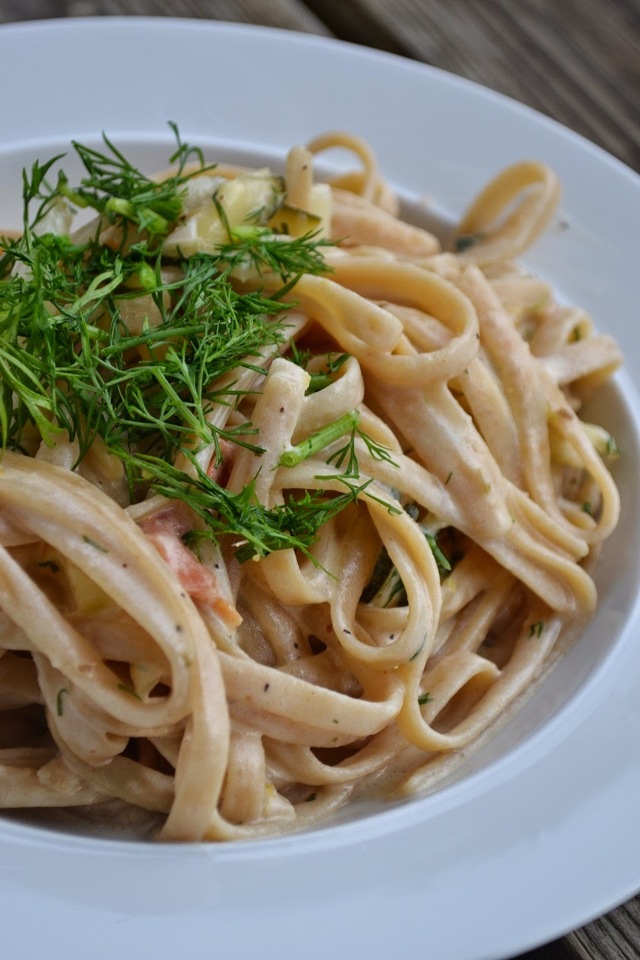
2, 0, 638, 170
0, 2, 638, 959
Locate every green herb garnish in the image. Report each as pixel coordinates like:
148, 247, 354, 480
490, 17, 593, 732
56, 687, 68, 716
454, 231, 486, 252
0, 128, 379, 562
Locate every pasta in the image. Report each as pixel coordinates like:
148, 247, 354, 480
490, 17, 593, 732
0, 130, 622, 841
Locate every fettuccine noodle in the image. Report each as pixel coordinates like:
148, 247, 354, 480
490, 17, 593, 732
0, 131, 622, 841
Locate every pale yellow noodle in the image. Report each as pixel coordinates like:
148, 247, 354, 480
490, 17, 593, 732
0, 133, 622, 841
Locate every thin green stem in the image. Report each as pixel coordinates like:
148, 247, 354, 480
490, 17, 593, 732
278, 410, 360, 469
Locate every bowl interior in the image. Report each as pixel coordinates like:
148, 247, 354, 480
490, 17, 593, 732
0, 133, 639, 846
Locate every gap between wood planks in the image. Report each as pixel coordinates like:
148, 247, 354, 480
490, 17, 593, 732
298, 0, 412, 56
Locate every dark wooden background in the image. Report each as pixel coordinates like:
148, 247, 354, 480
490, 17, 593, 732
0, 2, 638, 959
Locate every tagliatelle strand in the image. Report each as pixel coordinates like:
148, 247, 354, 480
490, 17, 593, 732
0, 130, 621, 841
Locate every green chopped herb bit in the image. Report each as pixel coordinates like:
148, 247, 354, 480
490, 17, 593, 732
58, 122, 212, 240
166, 457, 372, 565
581, 501, 593, 516
279, 410, 360, 469
37, 559, 60, 573
217, 227, 333, 287
361, 511, 450, 607
605, 435, 620, 459
324, 425, 397, 479
409, 641, 426, 662
357, 430, 398, 471
424, 530, 451, 573
305, 352, 350, 393
117, 682, 143, 701
278, 402, 398, 489
529, 620, 545, 638
289, 343, 351, 394
417, 692, 433, 706
454, 231, 486, 253
82, 535, 109, 553
0, 128, 380, 561
56, 687, 68, 716
360, 545, 397, 605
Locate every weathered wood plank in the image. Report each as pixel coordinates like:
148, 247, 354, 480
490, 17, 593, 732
300, 0, 640, 171
565, 897, 640, 960
0, 0, 330, 34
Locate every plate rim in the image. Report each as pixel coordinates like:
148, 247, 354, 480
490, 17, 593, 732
0, 17, 639, 960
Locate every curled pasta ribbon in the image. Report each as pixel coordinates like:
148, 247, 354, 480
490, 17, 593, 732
455, 160, 561, 263
329, 188, 440, 257
0, 453, 202, 729
0, 453, 234, 832
328, 488, 440, 669
305, 129, 389, 206
247, 463, 442, 668
363, 373, 597, 616
285, 145, 315, 210
265, 723, 402, 788
0, 754, 105, 808
397, 572, 560, 754
0, 133, 623, 841
454, 265, 620, 545
529, 304, 623, 402
305, 131, 441, 255
293, 260, 478, 386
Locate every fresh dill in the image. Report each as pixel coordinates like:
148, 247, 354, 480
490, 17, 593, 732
0, 127, 386, 563
289, 348, 350, 394
140, 453, 369, 564
424, 531, 452, 573
55, 687, 68, 717
216, 223, 333, 289
361, 521, 451, 607
82, 535, 109, 553
57, 122, 212, 240
454, 231, 486, 253
278, 411, 361, 469
325, 423, 398, 480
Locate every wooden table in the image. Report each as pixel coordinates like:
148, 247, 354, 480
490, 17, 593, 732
1, 2, 638, 959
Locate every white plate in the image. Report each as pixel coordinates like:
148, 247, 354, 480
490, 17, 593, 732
1, 18, 640, 960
